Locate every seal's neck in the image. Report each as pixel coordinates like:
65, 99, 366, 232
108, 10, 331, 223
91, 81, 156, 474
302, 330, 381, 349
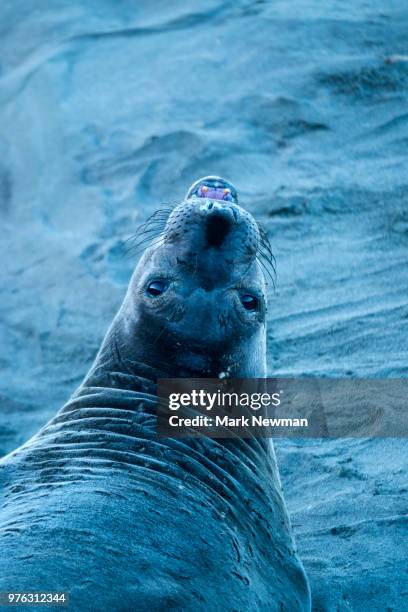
78, 328, 163, 396
48, 307, 275, 505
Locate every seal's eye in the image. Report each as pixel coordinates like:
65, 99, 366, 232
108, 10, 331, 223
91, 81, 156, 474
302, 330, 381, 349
146, 280, 168, 297
241, 294, 258, 311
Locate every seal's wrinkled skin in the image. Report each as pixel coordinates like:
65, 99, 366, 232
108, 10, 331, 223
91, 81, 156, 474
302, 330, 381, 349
0, 190, 311, 611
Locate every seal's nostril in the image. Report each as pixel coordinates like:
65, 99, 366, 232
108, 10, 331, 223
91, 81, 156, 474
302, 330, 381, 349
207, 201, 214, 210
205, 211, 232, 247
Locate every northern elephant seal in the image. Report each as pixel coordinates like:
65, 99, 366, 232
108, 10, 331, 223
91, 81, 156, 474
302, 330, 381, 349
0, 177, 311, 611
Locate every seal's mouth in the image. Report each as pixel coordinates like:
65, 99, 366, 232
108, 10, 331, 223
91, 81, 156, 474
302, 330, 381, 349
186, 175, 238, 204
205, 210, 233, 247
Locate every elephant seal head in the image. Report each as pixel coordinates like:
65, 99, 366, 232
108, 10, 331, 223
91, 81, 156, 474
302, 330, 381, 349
111, 177, 275, 379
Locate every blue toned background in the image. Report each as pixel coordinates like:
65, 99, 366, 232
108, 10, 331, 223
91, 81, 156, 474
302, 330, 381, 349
0, 1, 407, 609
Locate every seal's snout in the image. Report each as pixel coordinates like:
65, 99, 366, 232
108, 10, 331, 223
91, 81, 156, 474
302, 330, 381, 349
204, 206, 234, 248
186, 176, 242, 249
162, 176, 263, 280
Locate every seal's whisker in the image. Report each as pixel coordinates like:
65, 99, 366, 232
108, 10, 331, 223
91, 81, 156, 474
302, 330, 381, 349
257, 240, 276, 265
256, 254, 276, 289
123, 207, 173, 258
129, 228, 165, 245
260, 246, 276, 274
127, 209, 172, 239
257, 257, 273, 287
136, 217, 167, 229
257, 224, 277, 268
260, 259, 276, 289
259, 241, 276, 272
125, 239, 163, 257
257, 246, 277, 278
123, 236, 164, 259
256, 226, 277, 285
127, 222, 167, 241
128, 227, 164, 244
123, 230, 162, 252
